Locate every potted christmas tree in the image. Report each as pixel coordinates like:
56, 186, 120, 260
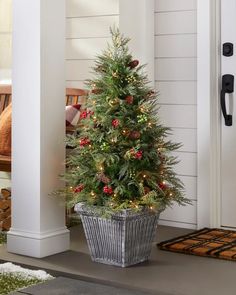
59, 28, 189, 267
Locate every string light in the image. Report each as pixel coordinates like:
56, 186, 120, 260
91, 191, 95, 197
150, 206, 153, 210
143, 174, 147, 178
169, 192, 173, 197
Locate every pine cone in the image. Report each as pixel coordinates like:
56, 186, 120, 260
129, 131, 141, 139
128, 60, 139, 69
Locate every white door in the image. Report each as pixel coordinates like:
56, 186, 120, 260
221, 0, 236, 228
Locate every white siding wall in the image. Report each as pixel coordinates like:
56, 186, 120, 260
0, 0, 12, 83
155, 0, 197, 229
65, 0, 119, 89
1, 1, 197, 229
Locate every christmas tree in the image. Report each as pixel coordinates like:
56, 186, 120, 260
61, 28, 189, 214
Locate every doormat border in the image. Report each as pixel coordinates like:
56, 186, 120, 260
157, 227, 236, 262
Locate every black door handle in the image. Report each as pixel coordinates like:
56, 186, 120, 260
221, 74, 234, 126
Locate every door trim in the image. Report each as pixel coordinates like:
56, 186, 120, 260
197, 0, 221, 228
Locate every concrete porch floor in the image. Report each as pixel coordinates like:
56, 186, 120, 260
1, 225, 236, 295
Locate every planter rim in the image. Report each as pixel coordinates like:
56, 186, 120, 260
74, 202, 160, 219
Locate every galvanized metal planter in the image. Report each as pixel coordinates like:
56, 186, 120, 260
74, 203, 159, 267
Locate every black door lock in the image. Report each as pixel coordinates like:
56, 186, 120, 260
221, 74, 234, 126
223, 42, 234, 57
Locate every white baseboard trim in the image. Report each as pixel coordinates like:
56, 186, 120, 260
7, 227, 70, 258
158, 219, 197, 230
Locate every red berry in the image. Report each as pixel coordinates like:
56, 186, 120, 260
159, 182, 167, 190
125, 95, 134, 104
135, 150, 143, 160
103, 186, 113, 195
74, 184, 84, 193
112, 119, 120, 128
80, 111, 88, 119
80, 138, 90, 146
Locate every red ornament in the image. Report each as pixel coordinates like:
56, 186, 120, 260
74, 184, 84, 193
128, 60, 139, 69
80, 138, 91, 147
125, 95, 134, 104
135, 150, 143, 160
112, 119, 120, 128
103, 186, 113, 195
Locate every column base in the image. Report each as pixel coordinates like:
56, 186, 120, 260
7, 227, 70, 258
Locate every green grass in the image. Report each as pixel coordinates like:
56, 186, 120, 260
0, 273, 43, 295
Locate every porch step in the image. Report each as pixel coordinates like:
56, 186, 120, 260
18, 277, 165, 295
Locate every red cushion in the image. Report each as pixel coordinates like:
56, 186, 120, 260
0, 103, 12, 156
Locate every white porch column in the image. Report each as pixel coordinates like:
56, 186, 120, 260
119, 0, 155, 85
7, 0, 70, 258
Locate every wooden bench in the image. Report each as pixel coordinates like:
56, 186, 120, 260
0, 85, 87, 172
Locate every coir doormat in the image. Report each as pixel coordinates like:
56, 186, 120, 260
158, 228, 236, 261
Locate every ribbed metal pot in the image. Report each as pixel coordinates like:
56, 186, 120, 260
74, 203, 159, 267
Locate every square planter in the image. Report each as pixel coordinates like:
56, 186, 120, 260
74, 203, 159, 267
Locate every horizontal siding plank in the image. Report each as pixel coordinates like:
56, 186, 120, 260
156, 81, 197, 105
155, 0, 197, 12
0, 35, 12, 68
66, 60, 94, 81
155, 58, 197, 81
0, 0, 12, 32
155, 11, 197, 35
66, 16, 119, 39
155, 35, 196, 58
66, 38, 110, 60
0, 69, 11, 84
66, 0, 119, 17
179, 175, 197, 200
160, 200, 197, 224
168, 128, 197, 153
172, 151, 197, 177
0, 172, 11, 180
0, 178, 11, 190
66, 80, 86, 89
158, 105, 197, 129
